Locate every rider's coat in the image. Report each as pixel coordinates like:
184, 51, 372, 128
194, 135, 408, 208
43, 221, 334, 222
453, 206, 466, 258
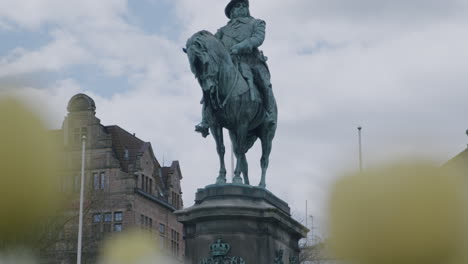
215, 16, 272, 106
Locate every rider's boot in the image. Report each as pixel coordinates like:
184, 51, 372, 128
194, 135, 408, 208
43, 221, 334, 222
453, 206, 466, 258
263, 85, 276, 126
195, 106, 210, 138
196, 100, 210, 138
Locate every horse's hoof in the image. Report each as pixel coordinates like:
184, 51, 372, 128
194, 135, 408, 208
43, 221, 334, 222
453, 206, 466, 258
258, 183, 266, 188
216, 177, 226, 184
232, 176, 243, 184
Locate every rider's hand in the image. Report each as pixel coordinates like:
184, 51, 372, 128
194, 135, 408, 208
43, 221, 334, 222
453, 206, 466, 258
230, 45, 241, 55
231, 42, 250, 55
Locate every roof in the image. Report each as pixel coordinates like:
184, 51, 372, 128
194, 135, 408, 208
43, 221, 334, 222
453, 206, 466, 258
105, 125, 148, 172
67, 93, 96, 113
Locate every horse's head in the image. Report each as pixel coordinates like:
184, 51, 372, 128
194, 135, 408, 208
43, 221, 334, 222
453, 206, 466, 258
184, 31, 227, 92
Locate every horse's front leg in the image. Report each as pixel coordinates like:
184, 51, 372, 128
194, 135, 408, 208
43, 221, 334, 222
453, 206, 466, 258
211, 125, 227, 184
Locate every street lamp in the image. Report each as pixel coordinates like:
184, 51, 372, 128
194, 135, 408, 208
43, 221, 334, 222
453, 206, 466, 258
77, 134, 86, 264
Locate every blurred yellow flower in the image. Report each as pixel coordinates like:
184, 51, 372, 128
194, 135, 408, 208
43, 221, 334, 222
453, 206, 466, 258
99, 229, 168, 264
0, 98, 63, 245
328, 162, 466, 264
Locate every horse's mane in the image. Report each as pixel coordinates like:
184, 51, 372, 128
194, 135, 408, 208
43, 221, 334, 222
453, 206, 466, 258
186, 30, 230, 67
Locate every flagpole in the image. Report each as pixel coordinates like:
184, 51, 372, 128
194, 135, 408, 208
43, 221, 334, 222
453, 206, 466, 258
358, 126, 363, 172
77, 134, 86, 264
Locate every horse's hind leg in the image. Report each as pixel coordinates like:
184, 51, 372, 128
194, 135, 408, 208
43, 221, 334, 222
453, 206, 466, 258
211, 125, 226, 184
230, 129, 250, 185
259, 129, 274, 188
230, 132, 243, 184
240, 154, 249, 185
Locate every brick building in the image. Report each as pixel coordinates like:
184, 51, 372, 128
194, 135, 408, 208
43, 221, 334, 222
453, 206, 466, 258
42, 93, 184, 263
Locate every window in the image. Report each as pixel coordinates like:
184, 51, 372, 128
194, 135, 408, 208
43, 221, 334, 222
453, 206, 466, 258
73, 127, 88, 144
140, 176, 154, 194
149, 179, 153, 194
176, 232, 180, 256
73, 128, 80, 144
140, 214, 153, 230
169, 229, 181, 256
93, 173, 99, 190
104, 213, 112, 222
93, 213, 102, 223
170, 229, 180, 256
92, 213, 102, 233
100, 172, 106, 190
93, 211, 123, 234
124, 147, 129, 160
93, 172, 106, 190
172, 192, 180, 209
159, 224, 165, 234
114, 223, 122, 232
104, 212, 113, 233
114, 212, 123, 222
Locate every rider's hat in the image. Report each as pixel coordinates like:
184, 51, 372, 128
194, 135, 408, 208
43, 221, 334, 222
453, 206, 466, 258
225, 0, 249, 19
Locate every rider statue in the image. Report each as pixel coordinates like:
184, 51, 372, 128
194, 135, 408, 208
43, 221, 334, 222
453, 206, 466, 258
195, 0, 276, 137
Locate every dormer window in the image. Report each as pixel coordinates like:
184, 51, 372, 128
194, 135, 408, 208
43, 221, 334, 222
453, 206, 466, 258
124, 147, 129, 160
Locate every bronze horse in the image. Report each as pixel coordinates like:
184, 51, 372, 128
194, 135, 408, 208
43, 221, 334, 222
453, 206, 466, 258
184, 30, 277, 188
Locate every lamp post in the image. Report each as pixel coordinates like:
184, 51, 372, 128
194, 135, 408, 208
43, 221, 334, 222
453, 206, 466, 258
358, 126, 363, 172
77, 134, 86, 264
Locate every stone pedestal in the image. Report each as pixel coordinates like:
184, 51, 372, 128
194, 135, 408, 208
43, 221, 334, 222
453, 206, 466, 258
175, 184, 308, 264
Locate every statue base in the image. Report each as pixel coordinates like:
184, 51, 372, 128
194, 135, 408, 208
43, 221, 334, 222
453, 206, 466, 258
175, 184, 308, 264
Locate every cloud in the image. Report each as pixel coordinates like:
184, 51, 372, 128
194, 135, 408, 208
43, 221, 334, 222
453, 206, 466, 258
254, 0, 468, 24
0, 30, 91, 77
2, 0, 468, 237
0, 0, 128, 30
0, 79, 82, 126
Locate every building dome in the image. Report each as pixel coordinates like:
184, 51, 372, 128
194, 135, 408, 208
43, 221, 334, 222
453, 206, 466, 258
67, 93, 96, 113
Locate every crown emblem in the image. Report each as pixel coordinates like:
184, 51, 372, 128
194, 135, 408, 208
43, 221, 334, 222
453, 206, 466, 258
210, 238, 231, 257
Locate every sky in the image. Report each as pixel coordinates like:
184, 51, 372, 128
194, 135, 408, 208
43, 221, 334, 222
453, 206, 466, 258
1, 0, 468, 236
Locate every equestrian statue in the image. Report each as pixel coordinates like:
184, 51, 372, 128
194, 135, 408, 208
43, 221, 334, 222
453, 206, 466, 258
183, 0, 277, 188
